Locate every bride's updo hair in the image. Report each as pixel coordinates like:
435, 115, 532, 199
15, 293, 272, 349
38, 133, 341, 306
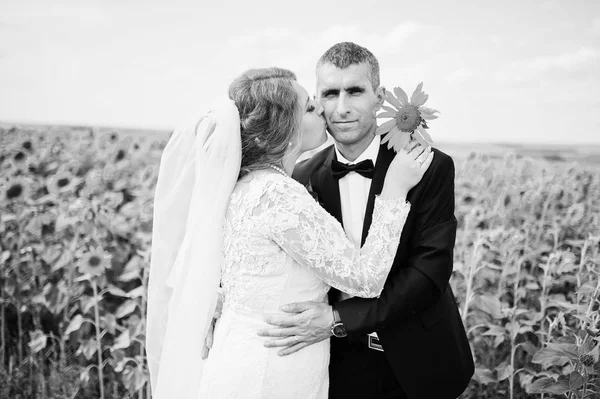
228, 67, 301, 178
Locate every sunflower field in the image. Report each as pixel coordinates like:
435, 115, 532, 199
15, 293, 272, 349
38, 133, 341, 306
1, 125, 599, 399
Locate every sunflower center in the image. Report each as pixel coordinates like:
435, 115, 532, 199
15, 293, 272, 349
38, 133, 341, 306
7, 184, 23, 199
394, 105, 422, 133
14, 152, 25, 162
88, 256, 102, 267
57, 178, 70, 188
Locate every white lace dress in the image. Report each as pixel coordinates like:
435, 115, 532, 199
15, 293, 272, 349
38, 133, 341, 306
197, 171, 411, 398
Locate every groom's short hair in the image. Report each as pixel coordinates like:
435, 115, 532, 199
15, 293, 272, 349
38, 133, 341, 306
316, 42, 380, 90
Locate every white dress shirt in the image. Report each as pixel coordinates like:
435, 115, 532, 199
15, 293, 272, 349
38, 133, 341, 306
334, 136, 381, 246
334, 136, 381, 300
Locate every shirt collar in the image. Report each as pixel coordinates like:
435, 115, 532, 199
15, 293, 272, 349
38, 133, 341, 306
334, 135, 381, 166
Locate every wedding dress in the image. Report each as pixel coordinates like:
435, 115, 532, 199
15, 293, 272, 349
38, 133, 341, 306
197, 170, 410, 398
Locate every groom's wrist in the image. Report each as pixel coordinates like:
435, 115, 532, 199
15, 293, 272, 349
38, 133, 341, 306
332, 307, 342, 324
330, 306, 347, 338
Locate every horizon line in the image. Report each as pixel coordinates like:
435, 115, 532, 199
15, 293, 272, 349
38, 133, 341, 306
1, 119, 599, 148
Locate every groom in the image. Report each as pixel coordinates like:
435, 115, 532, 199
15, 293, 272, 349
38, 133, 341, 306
259, 42, 474, 398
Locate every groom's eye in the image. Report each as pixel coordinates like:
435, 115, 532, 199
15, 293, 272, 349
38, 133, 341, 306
321, 89, 338, 99
347, 87, 365, 95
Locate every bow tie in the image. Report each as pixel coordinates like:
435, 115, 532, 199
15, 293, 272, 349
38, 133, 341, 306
331, 159, 375, 180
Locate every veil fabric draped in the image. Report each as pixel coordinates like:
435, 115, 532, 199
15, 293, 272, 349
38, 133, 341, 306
146, 99, 241, 398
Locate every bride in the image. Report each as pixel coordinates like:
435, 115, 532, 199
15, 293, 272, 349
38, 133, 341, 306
146, 67, 433, 398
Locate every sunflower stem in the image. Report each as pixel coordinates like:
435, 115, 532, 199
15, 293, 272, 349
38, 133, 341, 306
91, 278, 105, 399
139, 263, 149, 399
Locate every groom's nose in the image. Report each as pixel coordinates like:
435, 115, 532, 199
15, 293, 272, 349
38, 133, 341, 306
335, 95, 351, 117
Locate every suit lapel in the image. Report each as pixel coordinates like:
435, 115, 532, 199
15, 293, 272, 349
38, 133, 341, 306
314, 147, 343, 226
361, 142, 395, 246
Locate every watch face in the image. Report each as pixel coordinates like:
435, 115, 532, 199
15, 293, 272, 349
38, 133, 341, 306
333, 323, 347, 338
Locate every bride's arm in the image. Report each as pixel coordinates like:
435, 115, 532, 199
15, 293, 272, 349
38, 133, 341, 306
261, 177, 410, 298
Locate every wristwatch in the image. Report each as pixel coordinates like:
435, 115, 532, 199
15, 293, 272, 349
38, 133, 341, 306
331, 307, 347, 338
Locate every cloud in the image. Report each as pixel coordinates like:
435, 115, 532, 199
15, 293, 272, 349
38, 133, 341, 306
318, 22, 425, 56
517, 47, 599, 71
593, 17, 600, 36
446, 67, 476, 84
495, 47, 600, 82
226, 27, 297, 49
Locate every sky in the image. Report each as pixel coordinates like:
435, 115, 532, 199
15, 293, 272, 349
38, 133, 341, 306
0, 0, 598, 144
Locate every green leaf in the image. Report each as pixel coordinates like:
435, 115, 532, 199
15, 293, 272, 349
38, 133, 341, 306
506, 321, 521, 341
527, 377, 569, 394
518, 341, 539, 356
532, 343, 579, 369
115, 299, 137, 319
126, 286, 145, 299
473, 367, 496, 385
79, 367, 90, 384
79, 338, 98, 360
107, 286, 128, 297
113, 329, 131, 350
568, 371, 585, 391
118, 256, 142, 282
111, 349, 127, 372
496, 361, 513, 382
28, 330, 47, 354
475, 294, 504, 319
493, 334, 505, 348
482, 325, 505, 337
51, 250, 73, 272
101, 314, 117, 335
65, 314, 84, 336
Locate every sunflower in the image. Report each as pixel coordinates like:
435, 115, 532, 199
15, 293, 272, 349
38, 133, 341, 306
13, 150, 28, 171
78, 247, 112, 277
4, 177, 31, 202
47, 171, 77, 196
376, 83, 439, 152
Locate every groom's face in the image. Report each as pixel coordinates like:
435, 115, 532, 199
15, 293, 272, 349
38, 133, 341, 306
316, 62, 384, 147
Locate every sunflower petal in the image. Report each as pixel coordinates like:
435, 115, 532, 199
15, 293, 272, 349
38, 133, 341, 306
412, 82, 423, 98
382, 126, 398, 148
393, 87, 409, 106
420, 107, 439, 116
422, 114, 438, 121
412, 92, 428, 107
381, 105, 396, 113
392, 131, 411, 152
416, 126, 433, 144
376, 119, 396, 135
385, 92, 403, 110
376, 111, 396, 119
420, 107, 439, 120
381, 132, 391, 145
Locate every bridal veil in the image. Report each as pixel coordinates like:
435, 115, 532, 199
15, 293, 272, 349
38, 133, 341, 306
146, 99, 241, 398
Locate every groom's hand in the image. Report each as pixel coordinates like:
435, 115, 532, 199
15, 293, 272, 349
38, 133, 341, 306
257, 301, 333, 356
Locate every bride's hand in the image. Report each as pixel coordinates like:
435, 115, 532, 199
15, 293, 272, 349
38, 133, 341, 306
201, 290, 224, 359
380, 143, 434, 199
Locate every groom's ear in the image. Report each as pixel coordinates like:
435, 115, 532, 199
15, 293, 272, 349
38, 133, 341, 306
375, 86, 385, 110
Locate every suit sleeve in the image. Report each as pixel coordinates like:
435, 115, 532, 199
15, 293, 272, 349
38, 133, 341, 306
334, 153, 457, 336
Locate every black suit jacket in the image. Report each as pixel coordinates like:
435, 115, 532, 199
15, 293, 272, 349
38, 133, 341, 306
293, 142, 474, 399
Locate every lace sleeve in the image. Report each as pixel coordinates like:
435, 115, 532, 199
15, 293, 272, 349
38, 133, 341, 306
260, 176, 410, 298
